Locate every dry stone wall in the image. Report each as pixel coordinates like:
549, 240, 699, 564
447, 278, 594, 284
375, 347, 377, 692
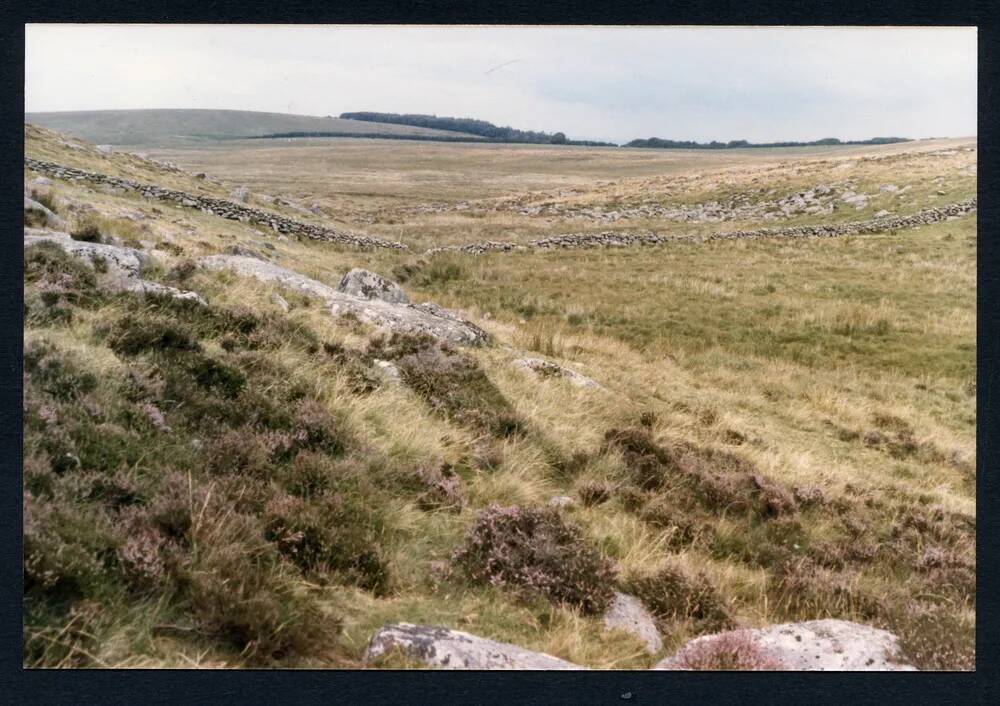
24, 157, 408, 252
424, 198, 977, 256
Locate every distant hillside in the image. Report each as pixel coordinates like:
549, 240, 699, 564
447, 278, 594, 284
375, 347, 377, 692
23, 109, 482, 147
339, 112, 616, 146
625, 136, 912, 150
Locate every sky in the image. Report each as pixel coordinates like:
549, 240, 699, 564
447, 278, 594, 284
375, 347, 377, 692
24, 25, 977, 144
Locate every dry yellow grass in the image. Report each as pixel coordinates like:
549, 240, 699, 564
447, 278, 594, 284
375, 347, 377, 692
23, 125, 975, 670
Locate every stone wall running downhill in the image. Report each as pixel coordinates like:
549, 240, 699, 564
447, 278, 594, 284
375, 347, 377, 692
424, 198, 977, 256
24, 157, 409, 252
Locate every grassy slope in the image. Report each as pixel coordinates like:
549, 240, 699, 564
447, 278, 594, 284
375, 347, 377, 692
141, 136, 976, 249
23, 127, 975, 670
24, 109, 484, 147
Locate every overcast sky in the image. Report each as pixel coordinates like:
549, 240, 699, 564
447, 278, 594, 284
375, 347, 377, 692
25, 25, 977, 143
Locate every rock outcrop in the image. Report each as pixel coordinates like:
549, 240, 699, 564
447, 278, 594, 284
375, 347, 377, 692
513, 358, 601, 389
24, 228, 205, 305
198, 255, 488, 346
603, 593, 662, 654
337, 268, 410, 304
24, 197, 66, 229
654, 619, 916, 671
364, 623, 585, 670
24, 158, 407, 251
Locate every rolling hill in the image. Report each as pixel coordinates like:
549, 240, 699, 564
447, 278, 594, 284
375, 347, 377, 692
23, 109, 484, 147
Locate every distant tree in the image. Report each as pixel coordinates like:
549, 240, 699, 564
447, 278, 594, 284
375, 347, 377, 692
550, 132, 567, 145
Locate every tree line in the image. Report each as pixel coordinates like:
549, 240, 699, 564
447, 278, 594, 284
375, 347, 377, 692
338, 112, 615, 146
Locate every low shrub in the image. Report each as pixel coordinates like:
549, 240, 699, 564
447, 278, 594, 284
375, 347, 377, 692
604, 427, 798, 519
70, 223, 104, 243
577, 480, 613, 507
263, 490, 390, 594
890, 603, 975, 671
368, 333, 526, 438
666, 630, 784, 670
106, 314, 200, 356
626, 561, 734, 632
414, 465, 465, 512
452, 504, 616, 614
25, 243, 103, 326
24, 339, 98, 402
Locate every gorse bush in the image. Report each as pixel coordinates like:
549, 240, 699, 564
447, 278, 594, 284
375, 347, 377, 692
452, 504, 616, 614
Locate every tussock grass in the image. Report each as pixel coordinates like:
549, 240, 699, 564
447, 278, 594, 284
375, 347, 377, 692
23, 127, 975, 670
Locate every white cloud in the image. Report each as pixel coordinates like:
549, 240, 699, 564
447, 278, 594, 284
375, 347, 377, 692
25, 24, 976, 143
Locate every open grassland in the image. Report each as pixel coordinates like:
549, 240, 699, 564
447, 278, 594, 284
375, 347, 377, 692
142, 135, 976, 250
23, 126, 975, 669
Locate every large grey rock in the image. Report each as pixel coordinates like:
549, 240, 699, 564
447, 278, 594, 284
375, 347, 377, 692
24, 228, 205, 305
198, 255, 488, 346
24, 197, 66, 229
337, 268, 410, 304
654, 619, 916, 671
364, 623, 585, 670
24, 229, 145, 277
513, 357, 601, 389
604, 592, 662, 654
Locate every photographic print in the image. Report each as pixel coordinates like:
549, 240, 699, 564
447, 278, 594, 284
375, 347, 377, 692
22, 24, 976, 671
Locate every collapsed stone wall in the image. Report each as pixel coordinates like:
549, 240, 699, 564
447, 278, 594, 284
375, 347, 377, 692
424, 198, 977, 256
24, 157, 408, 251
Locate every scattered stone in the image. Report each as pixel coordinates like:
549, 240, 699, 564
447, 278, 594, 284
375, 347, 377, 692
548, 495, 577, 510
364, 623, 586, 670
337, 268, 410, 304
603, 592, 662, 654
654, 619, 916, 671
513, 358, 601, 389
229, 185, 251, 203
95, 144, 114, 155
373, 359, 402, 384
879, 184, 900, 193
